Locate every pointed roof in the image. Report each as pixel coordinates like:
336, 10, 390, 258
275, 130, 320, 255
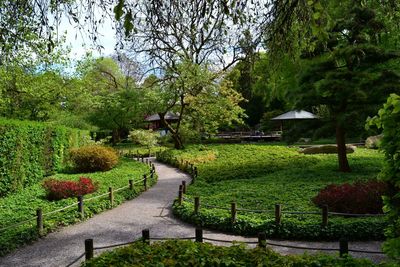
271, 110, 318, 120
145, 112, 179, 122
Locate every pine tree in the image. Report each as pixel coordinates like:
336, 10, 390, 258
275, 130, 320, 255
295, 3, 400, 172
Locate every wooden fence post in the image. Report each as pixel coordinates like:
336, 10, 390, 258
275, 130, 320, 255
78, 195, 84, 220
195, 228, 203, 242
85, 239, 94, 260
129, 179, 134, 190
275, 204, 282, 225
258, 232, 267, 248
109, 187, 114, 207
36, 208, 43, 236
136, 150, 139, 161
339, 238, 349, 257
231, 202, 237, 224
182, 181, 186, 194
178, 185, 183, 205
142, 229, 150, 245
194, 197, 200, 214
145, 158, 148, 165
143, 174, 147, 191
141, 156, 144, 163
194, 167, 198, 178
322, 205, 329, 227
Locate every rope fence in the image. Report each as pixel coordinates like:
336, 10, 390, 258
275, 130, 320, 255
174, 161, 386, 229
0, 159, 156, 238
67, 228, 384, 266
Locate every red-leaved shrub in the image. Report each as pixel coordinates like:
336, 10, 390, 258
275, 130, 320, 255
312, 180, 388, 214
43, 177, 98, 200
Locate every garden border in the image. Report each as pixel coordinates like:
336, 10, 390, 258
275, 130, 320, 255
0, 160, 157, 238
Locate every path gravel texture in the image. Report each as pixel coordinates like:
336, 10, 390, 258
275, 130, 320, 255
0, 159, 386, 266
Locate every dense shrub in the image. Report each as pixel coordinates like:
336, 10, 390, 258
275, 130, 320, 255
158, 144, 386, 240
0, 119, 89, 196
312, 180, 387, 214
128, 129, 158, 148
43, 177, 98, 200
0, 159, 154, 257
368, 93, 400, 260
69, 145, 119, 172
83, 240, 378, 267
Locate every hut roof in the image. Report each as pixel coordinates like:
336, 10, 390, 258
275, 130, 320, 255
271, 110, 318, 120
145, 112, 179, 122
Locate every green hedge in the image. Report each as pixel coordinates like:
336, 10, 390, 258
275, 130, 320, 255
83, 240, 381, 267
0, 119, 89, 196
0, 158, 155, 256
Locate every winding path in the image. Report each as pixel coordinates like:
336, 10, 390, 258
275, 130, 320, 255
0, 159, 385, 267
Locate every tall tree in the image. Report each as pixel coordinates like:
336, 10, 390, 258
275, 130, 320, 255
78, 57, 147, 144
294, 3, 400, 172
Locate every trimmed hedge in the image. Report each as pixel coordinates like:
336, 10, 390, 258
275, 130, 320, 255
69, 145, 119, 172
0, 119, 89, 196
0, 158, 155, 257
83, 240, 380, 267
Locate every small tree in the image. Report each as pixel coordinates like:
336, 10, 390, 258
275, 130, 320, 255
129, 129, 158, 150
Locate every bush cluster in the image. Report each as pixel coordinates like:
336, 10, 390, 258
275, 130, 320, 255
83, 240, 379, 267
0, 119, 89, 196
43, 177, 98, 200
158, 144, 386, 240
0, 159, 154, 257
312, 180, 387, 214
69, 145, 119, 172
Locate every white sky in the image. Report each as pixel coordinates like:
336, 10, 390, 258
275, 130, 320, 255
58, 15, 117, 59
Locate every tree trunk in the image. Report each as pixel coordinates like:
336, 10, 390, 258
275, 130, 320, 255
158, 112, 184, 149
335, 123, 351, 172
112, 129, 121, 146
172, 132, 184, 149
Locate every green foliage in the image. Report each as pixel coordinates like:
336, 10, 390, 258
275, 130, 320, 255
83, 239, 378, 267
115, 143, 169, 157
158, 144, 387, 240
291, 4, 400, 171
128, 129, 159, 148
69, 145, 119, 172
0, 158, 154, 256
368, 94, 400, 260
0, 118, 89, 196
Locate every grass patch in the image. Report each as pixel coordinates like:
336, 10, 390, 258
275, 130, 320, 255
114, 143, 169, 157
0, 158, 154, 256
82, 240, 381, 267
158, 144, 387, 240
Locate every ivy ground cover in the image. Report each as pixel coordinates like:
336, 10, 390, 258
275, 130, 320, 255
83, 240, 380, 267
158, 144, 387, 240
0, 158, 154, 256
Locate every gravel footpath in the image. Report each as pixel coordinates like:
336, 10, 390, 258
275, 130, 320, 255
0, 159, 386, 266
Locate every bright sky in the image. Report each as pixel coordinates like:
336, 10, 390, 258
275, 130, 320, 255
58, 15, 117, 59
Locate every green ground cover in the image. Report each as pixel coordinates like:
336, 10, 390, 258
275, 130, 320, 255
82, 240, 383, 267
158, 144, 387, 240
115, 143, 168, 157
0, 158, 154, 256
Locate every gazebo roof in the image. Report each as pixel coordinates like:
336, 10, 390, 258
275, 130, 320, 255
271, 110, 318, 120
145, 112, 179, 122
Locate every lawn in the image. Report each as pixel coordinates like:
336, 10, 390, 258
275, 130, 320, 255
158, 144, 387, 240
0, 158, 154, 256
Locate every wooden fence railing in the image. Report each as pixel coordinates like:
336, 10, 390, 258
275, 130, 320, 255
65, 228, 384, 266
171, 160, 385, 227
0, 160, 156, 238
